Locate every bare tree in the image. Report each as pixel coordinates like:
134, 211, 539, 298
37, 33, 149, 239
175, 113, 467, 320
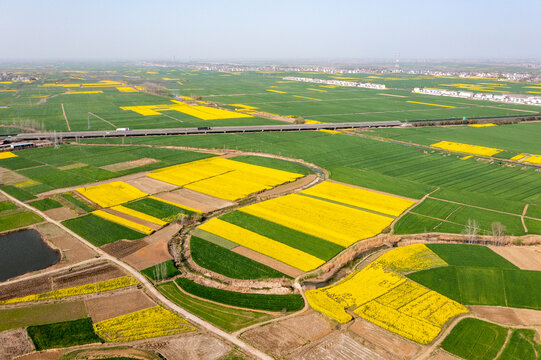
491, 222, 506, 246
153, 261, 167, 282
463, 219, 480, 244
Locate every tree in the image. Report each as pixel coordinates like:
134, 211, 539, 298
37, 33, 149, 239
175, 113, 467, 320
463, 219, 480, 244
294, 116, 305, 124
491, 221, 506, 245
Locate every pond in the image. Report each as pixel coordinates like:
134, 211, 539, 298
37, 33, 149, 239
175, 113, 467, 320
0, 229, 61, 282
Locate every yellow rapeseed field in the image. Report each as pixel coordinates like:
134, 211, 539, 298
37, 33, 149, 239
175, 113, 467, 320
14, 180, 40, 188
374, 244, 447, 273
267, 89, 286, 93
116, 86, 138, 92
468, 123, 496, 127
430, 140, 503, 156
0, 276, 138, 304
149, 157, 302, 201
0, 152, 17, 160
120, 100, 253, 120
318, 129, 341, 135
301, 181, 414, 217
63, 91, 104, 95
240, 194, 393, 247
306, 244, 467, 344
510, 153, 528, 161
111, 205, 167, 226
523, 154, 541, 165
76, 181, 147, 208
406, 101, 456, 108
93, 210, 154, 234
292, 95, 322, 101
199, 219, 325, 271
94, 306, 195, 342
461, 155, 473, 160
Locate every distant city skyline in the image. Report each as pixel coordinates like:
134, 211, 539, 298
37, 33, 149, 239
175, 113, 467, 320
1, 0, 540, 61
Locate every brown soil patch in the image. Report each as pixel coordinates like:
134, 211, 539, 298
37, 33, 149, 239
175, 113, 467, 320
242, 322, 306, 357
287, 331, 387, 360
36, 222, 96, 265
0, 328, 34, 359
15, 350, 63, 360
125, 176, 177, 194
101, 239, 148, 257
348, 318, 421, 359
0, 167, 29, 185
0, 261, 125, 301
103, 208, 161, 231
57, 162, 87, 171
489, 245, 541, 271
277, 310, 334, 342
101, 157, 158, 172
43, 207, 78, 221
143, 334, 231, 360
85, 289, 155, 322
62, 347, 160, 360
122, 224, 180, 270
144, 222, 180, 245
232, 246, 303, 278
258, 174, 317, 199
154, 188, 234, 213
428, 350, 461, 360
470, 306, 541, 326
122, 237, 171, 270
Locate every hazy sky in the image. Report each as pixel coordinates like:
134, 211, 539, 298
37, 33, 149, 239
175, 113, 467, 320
1, 0, 540, 61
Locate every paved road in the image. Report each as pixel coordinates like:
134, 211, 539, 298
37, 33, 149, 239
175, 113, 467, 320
11, 121, 402, 140
0, 188, 273, 360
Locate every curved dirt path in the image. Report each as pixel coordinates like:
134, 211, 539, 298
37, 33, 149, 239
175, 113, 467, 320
0, 188, 273, 360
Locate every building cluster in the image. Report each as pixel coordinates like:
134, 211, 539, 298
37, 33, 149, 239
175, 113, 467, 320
0, 72, 39, 82
413, 88, 541, 106
283, 76, 386, 90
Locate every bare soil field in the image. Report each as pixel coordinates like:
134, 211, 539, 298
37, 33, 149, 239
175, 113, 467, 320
154, 188, 234, 213
57, 162, 87, 171
241, 322, 306, 357
36, 222, 95, 264
121, 224, 179, 270
470, 306, 541, 326
101, 157, 158, 172
240, 311, 333, 358
489, 245, 541, 271
43, 207, 78, 221
0, 328, 34, 360
103, 208, 162, 231
62, 347, 160, 360
232, 246, 303, 278
427, 350, 461, 360
258, 174, 317, 199
85, 289, 155, 322
0, 167, 29, 185
0, 261, 125, 301
277, 310, 334, 342
348, 318, 422, 359
288, 331, 386, 360
122, 238, 171, 270
142, 334, 231, 360
15, 350, 63, 360
125, 176, 177, 194
101, 238, 148, 257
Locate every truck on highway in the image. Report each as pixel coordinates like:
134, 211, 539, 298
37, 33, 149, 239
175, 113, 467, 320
116, 128, 130, 131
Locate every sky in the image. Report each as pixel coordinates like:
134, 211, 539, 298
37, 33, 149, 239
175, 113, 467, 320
1, 0, 540, 62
